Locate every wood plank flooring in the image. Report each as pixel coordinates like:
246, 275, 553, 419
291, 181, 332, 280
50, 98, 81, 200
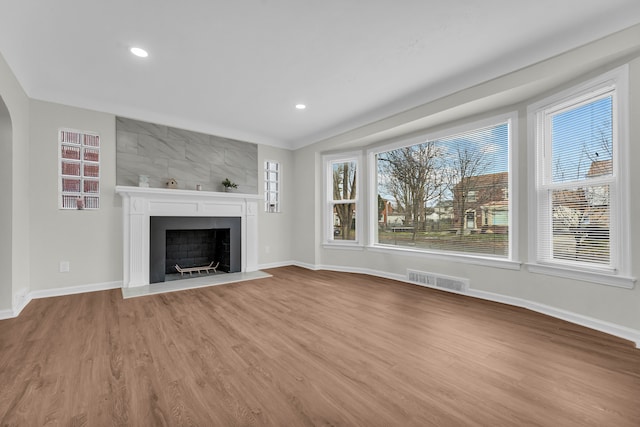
1, 266, 639, 426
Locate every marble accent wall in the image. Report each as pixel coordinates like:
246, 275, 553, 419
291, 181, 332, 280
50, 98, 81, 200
116, 117, 258, 193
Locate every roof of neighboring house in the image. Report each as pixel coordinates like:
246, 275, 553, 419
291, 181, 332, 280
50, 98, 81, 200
552, 189, 588, 210
586, 159, 613, 177
453, 171, 508, 193
583, 206, 610, 228
435, 200, 453, 208
481, 200, 509, 209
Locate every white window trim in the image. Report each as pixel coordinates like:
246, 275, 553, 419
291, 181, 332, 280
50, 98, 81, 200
264, 160, 281, 213
526, 65, 635, 288
366, 244, 522, 270
367, 112, 519, 262
323, 151, 363, 247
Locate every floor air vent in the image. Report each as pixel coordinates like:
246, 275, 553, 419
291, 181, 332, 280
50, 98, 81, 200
407, 269, 469, 293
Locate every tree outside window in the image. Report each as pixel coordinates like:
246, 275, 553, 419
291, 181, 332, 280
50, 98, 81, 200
331, 160, 357, 241
375, 119, 511, 257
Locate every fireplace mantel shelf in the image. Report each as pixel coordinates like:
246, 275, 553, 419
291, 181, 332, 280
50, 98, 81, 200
115, 185, 262, 200
116, 185, 259, 288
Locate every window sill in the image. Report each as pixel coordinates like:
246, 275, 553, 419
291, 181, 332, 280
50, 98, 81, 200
526, 263, 636, 289
323, 243, 365, 251
366, 244, 521, 270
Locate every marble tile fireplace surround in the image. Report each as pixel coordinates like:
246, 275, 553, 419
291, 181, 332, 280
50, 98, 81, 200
116, 186, 260, 288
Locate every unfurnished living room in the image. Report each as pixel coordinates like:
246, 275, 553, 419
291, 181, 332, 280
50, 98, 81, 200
1, 1, 640, 426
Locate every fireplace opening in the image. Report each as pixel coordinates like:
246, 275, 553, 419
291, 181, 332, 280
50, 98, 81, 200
165, 228, 231, 275
150, 216, 241, 284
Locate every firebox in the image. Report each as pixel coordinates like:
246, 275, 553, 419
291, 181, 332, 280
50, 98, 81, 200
164, 228, 231, 274
149, 216, 241, 284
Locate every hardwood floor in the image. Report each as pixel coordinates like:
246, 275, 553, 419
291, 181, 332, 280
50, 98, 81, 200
1, 266, 639, 426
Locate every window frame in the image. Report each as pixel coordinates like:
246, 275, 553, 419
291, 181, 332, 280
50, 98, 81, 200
264, 160, 281, 213
367, 112, 519, 269
323, 152, 363, 246
527, 65, 633, 288
58, 128, 100, 210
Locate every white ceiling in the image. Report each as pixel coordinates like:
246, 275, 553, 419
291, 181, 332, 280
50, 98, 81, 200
1, 1, 640, 149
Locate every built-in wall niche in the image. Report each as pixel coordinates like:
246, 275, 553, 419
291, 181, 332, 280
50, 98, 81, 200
149, 216, 241, 284
59, 128, 100, 209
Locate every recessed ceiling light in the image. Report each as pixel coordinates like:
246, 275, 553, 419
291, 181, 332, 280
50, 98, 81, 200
130, 47, 149, 58
295, 104, 306, 110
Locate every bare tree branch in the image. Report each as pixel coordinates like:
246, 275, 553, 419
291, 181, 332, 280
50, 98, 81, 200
448, 145, 492, 234
333, 162, 356, 240
378, 142, 445, 240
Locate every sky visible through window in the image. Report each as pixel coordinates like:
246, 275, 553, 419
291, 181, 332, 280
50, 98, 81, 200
376, 122, 509, 205
437, 123, 509, 174
551, 96, 613, 183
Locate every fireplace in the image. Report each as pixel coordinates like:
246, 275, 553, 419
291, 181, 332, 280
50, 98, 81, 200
149, 216, 241, 283
165, 229, 229, 273
116, 186, 260, 288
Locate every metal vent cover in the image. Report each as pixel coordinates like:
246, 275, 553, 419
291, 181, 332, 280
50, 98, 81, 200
407, 269, 469, 293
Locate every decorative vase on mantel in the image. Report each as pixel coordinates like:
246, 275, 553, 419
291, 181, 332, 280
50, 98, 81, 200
221, 178, 238, 192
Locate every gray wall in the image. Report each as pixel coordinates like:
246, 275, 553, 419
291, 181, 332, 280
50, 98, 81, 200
116, 117, 258, 193
257, 144, 294, 267
0, 52, 291, 313
292, 24, 640, 335
29, 100, 122, 291
4, 21, 638, 343
0, 96, 12, 311
0, 51, 30, 313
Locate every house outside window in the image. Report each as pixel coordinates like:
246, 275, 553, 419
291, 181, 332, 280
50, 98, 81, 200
452, 172, 509, 233
59, 128, 100, 209
324, 153, 361, 244
372, 114, 514, 259
466, 190, 477, 202
528, 66, 632, 286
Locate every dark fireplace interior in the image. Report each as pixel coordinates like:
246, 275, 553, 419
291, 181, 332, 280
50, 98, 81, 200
165, 228, 230, 274
150, 216, 241, 284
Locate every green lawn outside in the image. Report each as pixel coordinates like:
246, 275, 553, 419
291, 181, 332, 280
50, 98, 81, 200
377, 230, 509, 256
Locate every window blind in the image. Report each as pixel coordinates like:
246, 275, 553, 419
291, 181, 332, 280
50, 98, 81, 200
537, 93, 614, 268
375, 121, 510, 257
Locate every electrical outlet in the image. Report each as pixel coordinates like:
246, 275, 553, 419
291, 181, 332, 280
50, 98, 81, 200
59, 261, 70, 273
265, 246, 271, 254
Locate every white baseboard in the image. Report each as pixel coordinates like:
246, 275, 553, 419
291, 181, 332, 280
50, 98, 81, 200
290, 261, 320, 270
3, 281, 123, 320
258, 260, 297, 270
12, 288, 32, 318
291, 262, 640, 349
0, 288, 31, 320
469, 288, 640, 349
28, 281, 122, 300
290, 262, 408, 284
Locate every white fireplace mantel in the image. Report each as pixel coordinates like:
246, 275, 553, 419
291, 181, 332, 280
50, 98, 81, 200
116, 186, 261, 288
